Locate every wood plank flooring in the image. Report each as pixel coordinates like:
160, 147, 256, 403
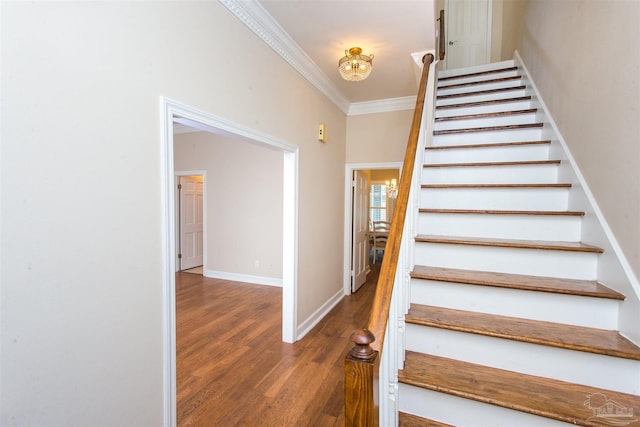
176, 265, 378, 426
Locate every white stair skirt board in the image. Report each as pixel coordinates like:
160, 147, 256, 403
421, 164, 560, 185
424, 143, 550, 164
435, 99, 533, 118
437, 69, 520, 87
405, 325, 639, 394
413, 243, 599, 281
420, 187, 569, 210
432, 128, 542, 145
433, 113, 539, 131
410, 278, 619, 329
436, 89, 529, 107
398, 386, 571, 427
436, 80, 524, 97
417, 212, 582, 241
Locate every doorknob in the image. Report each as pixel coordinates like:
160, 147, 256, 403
449, 40, 458, 46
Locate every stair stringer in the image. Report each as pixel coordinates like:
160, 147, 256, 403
514, 50, 640, 346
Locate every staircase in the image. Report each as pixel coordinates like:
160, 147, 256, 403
396, 61, 640, 426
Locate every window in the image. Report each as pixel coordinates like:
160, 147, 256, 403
369, 184, 387, 222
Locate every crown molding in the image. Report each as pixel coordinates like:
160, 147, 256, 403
348, 96, 417, 116
219, 0, 351, 114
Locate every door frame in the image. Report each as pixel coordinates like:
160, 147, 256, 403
175, 171, 206, 272
343, 162, 402, 296
160, 97, 299, 426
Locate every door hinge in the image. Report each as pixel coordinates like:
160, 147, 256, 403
178, 183, 182, 190
178, 253, 182, 259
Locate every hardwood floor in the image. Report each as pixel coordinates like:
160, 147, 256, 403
176, 264, 379, 426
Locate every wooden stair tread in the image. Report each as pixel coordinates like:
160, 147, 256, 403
422, 183, 571, 189
406, 305, 640, 360
411, 265, 624, 300
419, 208, 584, 216
433, 123, 543, 135
435, 109, 537, 122
415, 235, 604, 253
437, 75, 522, 90
436, 96, 532, 110
424, 159, 559, 168
399, 352, 640, 427
437, 86, 526, 100
426, 140, 551, 150
438, 66, 518, 82
399, 412, 455, 427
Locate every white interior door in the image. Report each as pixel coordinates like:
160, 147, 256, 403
445, 0, 491, 69
179, 175, 204, 270
351, 170, 369, 292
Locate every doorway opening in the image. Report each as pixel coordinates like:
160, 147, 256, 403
160, 97, 298, 425
343, 162, 401, 295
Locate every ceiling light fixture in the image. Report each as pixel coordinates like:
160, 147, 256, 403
338, 47, 374, 82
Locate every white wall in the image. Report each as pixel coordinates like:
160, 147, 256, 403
174, 132, 283, 281
0, 2, 346, 425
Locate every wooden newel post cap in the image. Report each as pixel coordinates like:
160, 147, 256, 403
348, 328, 376, 361
422, 53, 435, 64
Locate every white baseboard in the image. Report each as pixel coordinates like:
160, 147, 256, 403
204, 269, 283, 287
296, 288, 345, 340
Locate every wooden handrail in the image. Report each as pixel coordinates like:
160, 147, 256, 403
439, 10, 446, 60
364, 51, 434, 352
345, 52, 435, 426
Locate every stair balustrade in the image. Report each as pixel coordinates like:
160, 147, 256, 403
344, 52, 436, 427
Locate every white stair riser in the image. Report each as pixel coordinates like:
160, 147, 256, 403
437, 80, 523, 96
398, 385, 571, 427
422, 164, 559, 184
436, 89, 527, 106
432, 128, 542, 145
414, 243, 599, 280
410, 279, 619, 329
434, 114, 539, 131
420, 187, 569, 210
418, 213, 582, 241
406, 326, 639, 394
435, 99, 532, 118
438, 70, 520, 87
425, 144, 550, 164
437, 60, 516, 79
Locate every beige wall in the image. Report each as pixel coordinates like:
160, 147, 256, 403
499, 0, 526, 60
1, 1, 346, 425
346, 110, 414, 163
512, 0, 640, 279
174, 132, 283, 279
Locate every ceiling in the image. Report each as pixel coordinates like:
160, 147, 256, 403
219, 0, 436, 112
258, 0, 436, 105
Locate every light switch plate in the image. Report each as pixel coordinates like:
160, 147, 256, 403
318, 123, 327, 143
